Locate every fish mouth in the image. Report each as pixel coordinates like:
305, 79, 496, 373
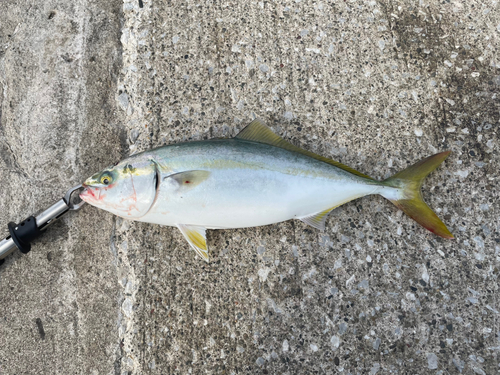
79, 187, 90, 202
80, 185, 99, 203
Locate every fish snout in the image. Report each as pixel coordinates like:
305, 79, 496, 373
79, 187, 90, 202
79, 185, 99, 203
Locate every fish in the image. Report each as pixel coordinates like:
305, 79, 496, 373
80, 119, 453, 262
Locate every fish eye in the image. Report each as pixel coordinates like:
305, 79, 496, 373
100, 173, 113, 185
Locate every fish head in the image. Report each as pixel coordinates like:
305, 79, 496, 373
80, 157, 158, 219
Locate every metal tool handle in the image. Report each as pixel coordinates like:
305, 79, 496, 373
0, 185, 85, 264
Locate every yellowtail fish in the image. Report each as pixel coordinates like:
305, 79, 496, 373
80, 120, 453, 262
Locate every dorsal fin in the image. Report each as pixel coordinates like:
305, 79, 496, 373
235, 119, 373, 180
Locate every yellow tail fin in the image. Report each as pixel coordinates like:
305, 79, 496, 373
382, 151, 453, 239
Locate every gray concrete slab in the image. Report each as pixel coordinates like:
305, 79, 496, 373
1, 0, 499, 374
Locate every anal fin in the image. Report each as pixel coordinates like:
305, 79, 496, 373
298, 208, 335, 231
177, 224, 209, 262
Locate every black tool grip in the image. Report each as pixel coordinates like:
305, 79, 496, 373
8, 217, 41, 254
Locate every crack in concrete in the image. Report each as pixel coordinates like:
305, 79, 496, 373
114, 217, 141, 373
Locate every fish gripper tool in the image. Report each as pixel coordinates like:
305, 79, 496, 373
0, 185, 85, 266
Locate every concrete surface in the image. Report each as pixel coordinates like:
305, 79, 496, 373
1, 0, 499, 374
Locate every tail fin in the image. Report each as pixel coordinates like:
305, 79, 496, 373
381, 151, 454, 239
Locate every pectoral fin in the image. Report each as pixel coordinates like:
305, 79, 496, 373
164, 170, 210, 191
177, 224, 209, 262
